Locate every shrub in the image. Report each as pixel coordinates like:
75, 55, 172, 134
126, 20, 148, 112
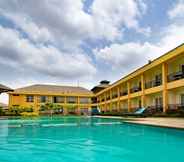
20, 112, 39, 117
6, 106, 34, 116
0, 106, 5, 116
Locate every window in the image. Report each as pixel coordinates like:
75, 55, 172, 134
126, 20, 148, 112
155, 97, 163, 108
181, 65, 184, 73
53, 96, 64, 103
181, 94, 184, 106
67, 97, 77, 103
155, 74, 162, 81
40, 96, 47, 103
80, 97, 90, 104
138, 100, 142, 108
26, 95, 34, 102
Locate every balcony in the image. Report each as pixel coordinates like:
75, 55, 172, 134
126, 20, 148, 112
106, 96, 110, 100
168, 103, 184, 110
147, 105, 163, 113
130, 86, 142, 93
112, 94, 118, 99
68, 101, 77, 104
145, 79, 162, 89
91, 98, 97, 104
120, 91, 128, 96
168, 71, 184, 82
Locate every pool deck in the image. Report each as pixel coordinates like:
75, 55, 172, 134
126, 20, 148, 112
94, 116, 184, 129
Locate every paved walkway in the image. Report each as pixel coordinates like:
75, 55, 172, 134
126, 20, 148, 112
124, 117, 184, 129
94, 116, 184, 129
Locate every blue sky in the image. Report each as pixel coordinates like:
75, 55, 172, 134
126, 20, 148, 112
0, 0, 184, 103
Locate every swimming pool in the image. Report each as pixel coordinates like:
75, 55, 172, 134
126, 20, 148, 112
0, 116, 183, 162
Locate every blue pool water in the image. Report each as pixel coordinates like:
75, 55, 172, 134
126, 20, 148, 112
0, 116, 184, 162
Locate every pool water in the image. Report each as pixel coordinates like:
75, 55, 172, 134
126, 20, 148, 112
0, 116, 184, 162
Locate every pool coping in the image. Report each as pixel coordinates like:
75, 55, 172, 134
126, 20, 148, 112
93, 116, 184, 130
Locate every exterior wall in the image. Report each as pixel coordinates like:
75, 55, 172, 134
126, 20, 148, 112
168, 54, 184, 74
120, 100, 128, 111
130, 97, 141, 110
144, 65, 162, 82
145, 92, 162, 107
168, 87, 184, 104
9, 94, 92, 115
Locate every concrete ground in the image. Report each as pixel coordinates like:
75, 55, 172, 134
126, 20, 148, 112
94, 116, 184, 129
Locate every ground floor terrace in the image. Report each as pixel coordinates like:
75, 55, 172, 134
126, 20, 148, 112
98, 86, 184, 114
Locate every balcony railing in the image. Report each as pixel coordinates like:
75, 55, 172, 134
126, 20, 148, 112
145, 79, 162, 89
120, 91, 128, 96
112, 94, 118, 99
68, 101, 77, 104
106, 96, 110, 100
168, 104, 184, 110
147, 105, 163, 113
130, 86, 142, 93
167, 71, 184, 82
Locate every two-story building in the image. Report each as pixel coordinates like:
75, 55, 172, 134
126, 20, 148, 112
8, 44, 184, 115
96, 44, 184, 113
9, 84, 93, 115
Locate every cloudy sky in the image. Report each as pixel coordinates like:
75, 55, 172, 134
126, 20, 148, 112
0, 0, 184, 103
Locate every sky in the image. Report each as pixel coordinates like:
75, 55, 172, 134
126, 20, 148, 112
0, 0, 184, 103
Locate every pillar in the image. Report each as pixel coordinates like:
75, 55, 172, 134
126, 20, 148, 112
141, 74, 145, 107
162, 63, 168, 113
127, 82, 131, 112
77, 96, 81, 115
110, 90, 112, 111
117, 87, 120, 111
63, 96, 68, 115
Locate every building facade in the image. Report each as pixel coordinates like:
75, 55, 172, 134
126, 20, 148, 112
96, 44, 184, 113
9, 85, 94, 115
8, 44, 184, 114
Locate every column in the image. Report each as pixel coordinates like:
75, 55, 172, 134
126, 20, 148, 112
34, 95, 38, 113
104, 93, 107, 112
63, 96, 67, 115
117, 87, 120, 111
88, 97, 91, 115
162, 63, 168, 113
141, 74, 145, 107
77, 96, 81, 115
110, 90, 112, 111
127, 82, 131, 112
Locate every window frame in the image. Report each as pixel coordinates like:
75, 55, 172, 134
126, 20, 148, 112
26, 95, 34, 103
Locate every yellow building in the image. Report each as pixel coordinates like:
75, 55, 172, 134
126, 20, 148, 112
96, 44, 184, 113
8, 44, 184, 115
8, 84, 93, 115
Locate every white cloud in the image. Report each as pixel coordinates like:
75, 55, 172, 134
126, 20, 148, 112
0, 0, 149, 45
94, 8, 184, 74
0, 26, 96, 79
168, 0, 184, 19
90, 0, 150, 40
94, 42, 161, 73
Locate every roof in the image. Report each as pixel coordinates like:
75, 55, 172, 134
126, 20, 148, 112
91, 81, 110, 93
0, 84, 13, 93
10, 84, 94, 96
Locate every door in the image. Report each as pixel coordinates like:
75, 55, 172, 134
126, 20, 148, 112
181, 94, 184, 106
139, 100, 142, 108
182, 65, 184, 74
155, 97, 163, 108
